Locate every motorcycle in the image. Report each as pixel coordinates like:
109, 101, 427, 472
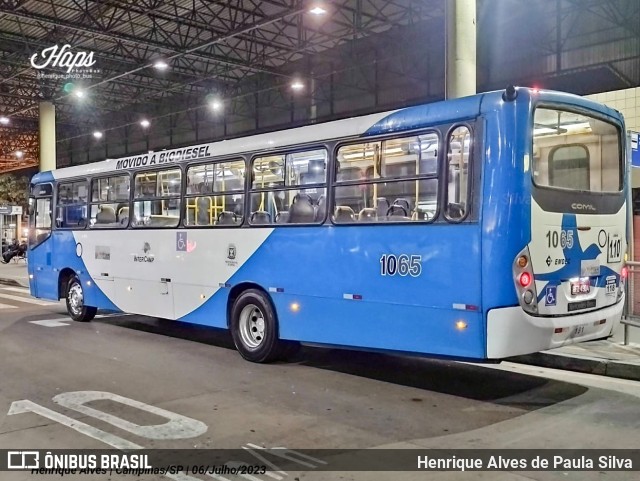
2, 241, 27, 264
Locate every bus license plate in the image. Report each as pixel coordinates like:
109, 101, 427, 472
570, 278, 590, 295
572, 324, 587, 336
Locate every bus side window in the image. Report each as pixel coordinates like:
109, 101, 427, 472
89, 175, 130, 228
445, 126, 471, 221
333, 133, 439, 223
56, 181, 87, 229
250, 149, 327, 226
185, 159, 245, 227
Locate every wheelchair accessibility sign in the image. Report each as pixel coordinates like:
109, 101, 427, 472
545, 286, 557, 306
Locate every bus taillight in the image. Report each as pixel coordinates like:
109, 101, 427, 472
513, 247, 538, 314
519, 272, 532, 288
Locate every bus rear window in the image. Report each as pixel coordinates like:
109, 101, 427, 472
532, 108, 621, 192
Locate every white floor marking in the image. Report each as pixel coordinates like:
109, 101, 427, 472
8, 399, 141, 450
29, 319, 70, 327
0, 293, 59, 305
53, 391, 208, 440
25, 314, 130, 327
0, 302, 18, 309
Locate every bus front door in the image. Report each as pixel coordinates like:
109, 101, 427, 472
28, 195, 58, 300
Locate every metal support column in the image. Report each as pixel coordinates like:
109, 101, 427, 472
445, 0, 477, 99
39, 101, 56, 172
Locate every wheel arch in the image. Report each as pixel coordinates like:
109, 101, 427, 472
226, 282, 276, 329
58, 267, 77, 300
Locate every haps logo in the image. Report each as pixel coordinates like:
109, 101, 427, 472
571, 203, 596, 212
30, 44, 96, 73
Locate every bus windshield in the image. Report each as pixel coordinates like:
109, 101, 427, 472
532, 108, 622, 193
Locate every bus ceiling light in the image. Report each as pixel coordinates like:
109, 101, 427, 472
140, 119, 150, 128
502, 85, 517, 102
291, 80, 304, 91
93, 131, 103, 139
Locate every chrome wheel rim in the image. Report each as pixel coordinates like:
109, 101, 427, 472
238, 304, 266, 349
68, 282, 84, 316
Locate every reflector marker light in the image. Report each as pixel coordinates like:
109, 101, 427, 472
452, 303, 479, 311
343, 293, 363, 300
268, 287, 285, 293
218, 282, 231, 288
621, 266, 628, 279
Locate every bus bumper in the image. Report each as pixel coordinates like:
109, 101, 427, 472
486, 294, 624, 359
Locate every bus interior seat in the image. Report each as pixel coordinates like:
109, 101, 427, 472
334, 206, 355, 223
217, 211, 237, 225
196, 197, 212, 225
289, 193, 315, 223
393, 198, 411, 213
96, 205, 116, 224
276, 211, 290, 224
250, 211, 272, 225
118, 206, 129, 225
358, 208, 377, 221
315, 195, 326, 222
386, 203, 410, 220
376, 197, 389, 217
447, 202, 466, 219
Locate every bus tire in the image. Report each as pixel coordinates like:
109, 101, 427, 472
230, 289, 283, 363
66, 276, 97, 322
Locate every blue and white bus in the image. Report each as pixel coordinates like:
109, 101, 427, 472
28, 87, 627, 363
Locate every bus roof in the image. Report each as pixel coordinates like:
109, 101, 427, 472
32, 87, 623, 184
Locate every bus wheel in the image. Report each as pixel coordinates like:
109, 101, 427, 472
231, 289, 282, 363
66, 276, 97, 322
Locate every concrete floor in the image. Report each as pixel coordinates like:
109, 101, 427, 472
0, 286, 639, 480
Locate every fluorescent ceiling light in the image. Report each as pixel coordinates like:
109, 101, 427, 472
309, 6, 327, 15
153, 60, 169, 70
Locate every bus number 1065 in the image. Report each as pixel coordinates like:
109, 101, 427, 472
380, 254, 422, 277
